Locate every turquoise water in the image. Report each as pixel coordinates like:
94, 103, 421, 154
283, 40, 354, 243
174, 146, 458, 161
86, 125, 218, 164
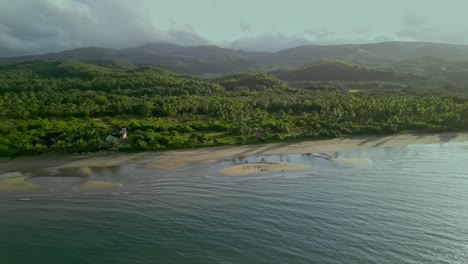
1, 142, 468, 264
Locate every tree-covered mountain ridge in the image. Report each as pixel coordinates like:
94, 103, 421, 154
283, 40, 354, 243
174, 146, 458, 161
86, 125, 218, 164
3, 41, 468, 75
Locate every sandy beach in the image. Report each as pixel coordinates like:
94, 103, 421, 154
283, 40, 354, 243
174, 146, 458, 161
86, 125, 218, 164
140, 132, 468, 171
1, 132, 467, 174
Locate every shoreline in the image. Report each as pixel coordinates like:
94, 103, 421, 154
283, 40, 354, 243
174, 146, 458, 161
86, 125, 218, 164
1, 132, 468, 173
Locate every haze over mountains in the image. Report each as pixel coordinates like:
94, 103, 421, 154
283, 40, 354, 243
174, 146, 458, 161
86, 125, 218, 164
3, 41, 468, 75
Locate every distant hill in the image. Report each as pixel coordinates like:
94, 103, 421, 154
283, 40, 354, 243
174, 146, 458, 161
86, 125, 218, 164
361, 42, 468, 61
1, 43, 265, 75
3, 41, 468, 75
0, 60, 115, 79
1, 58, 467, 99
257, 45, 359, 66
9, 47, 121, 61
270, 61, 426, 82
258, 42, 468, 67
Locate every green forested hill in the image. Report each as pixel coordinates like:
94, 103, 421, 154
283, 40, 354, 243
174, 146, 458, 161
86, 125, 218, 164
270, 61, 425, 82
0, 60, 467, 157
254, 42, 468, 66
4, 41, 468, 75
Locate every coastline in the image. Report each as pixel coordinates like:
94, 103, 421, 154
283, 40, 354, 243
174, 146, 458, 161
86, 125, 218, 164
140, 132, 468, 170
1, 132, 468, 173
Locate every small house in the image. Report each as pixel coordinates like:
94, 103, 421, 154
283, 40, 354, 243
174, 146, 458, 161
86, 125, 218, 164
105, 135, 120, 143
119, 128, 127, 139
106, 128, 128, 144
35, 132, 64, 146
253, 129, 266, 140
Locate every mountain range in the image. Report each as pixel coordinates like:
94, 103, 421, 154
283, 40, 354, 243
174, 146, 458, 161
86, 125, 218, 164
3, 41, 468, 75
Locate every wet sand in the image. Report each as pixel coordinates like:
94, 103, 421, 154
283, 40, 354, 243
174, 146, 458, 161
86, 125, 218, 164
142, 133, 468, 170
1, 133, 467, 173
0, 153, 141, 174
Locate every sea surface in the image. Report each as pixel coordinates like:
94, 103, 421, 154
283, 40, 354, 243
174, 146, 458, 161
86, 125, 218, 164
1, 142, 468, 264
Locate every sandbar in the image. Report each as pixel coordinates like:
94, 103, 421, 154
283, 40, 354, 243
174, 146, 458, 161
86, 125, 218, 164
218, 162, 312, 176
0, 176, 43, 193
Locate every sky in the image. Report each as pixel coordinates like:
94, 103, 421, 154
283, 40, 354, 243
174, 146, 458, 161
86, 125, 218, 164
0, 0, 467, 56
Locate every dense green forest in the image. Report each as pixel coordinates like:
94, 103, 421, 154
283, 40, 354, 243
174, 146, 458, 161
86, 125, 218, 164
270, 61, 426, 82
270, 59, 468, 95
1, 59, 467, 157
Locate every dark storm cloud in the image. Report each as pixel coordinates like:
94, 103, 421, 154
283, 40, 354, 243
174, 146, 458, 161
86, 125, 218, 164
0, 0, 167, 56
0, 0, 212, 56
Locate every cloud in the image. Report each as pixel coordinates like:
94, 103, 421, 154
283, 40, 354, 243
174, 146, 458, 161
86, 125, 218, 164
0, 0, 214, 56
395, 11, 468, 44
354, 26, 372, 34
0, 0, 166, 56
1, 1, 467, 56
396, 26, 439, 39
0, 0, 338, 55
397, 28, 468, 44
167, 23, 211, 46
304, 27, 334, 40
228, 32, 313, 52
402, 11, 427, 27
229, 28, 337, 52
240, 22, 253, 34
373, 35, 394, 42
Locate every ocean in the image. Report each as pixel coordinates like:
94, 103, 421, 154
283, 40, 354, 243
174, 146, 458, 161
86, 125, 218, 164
1, 142, 468, 264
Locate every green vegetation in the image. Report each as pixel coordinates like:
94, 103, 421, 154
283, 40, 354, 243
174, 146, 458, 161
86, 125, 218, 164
1, 60, 468, 157
271, 61, 425, 82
